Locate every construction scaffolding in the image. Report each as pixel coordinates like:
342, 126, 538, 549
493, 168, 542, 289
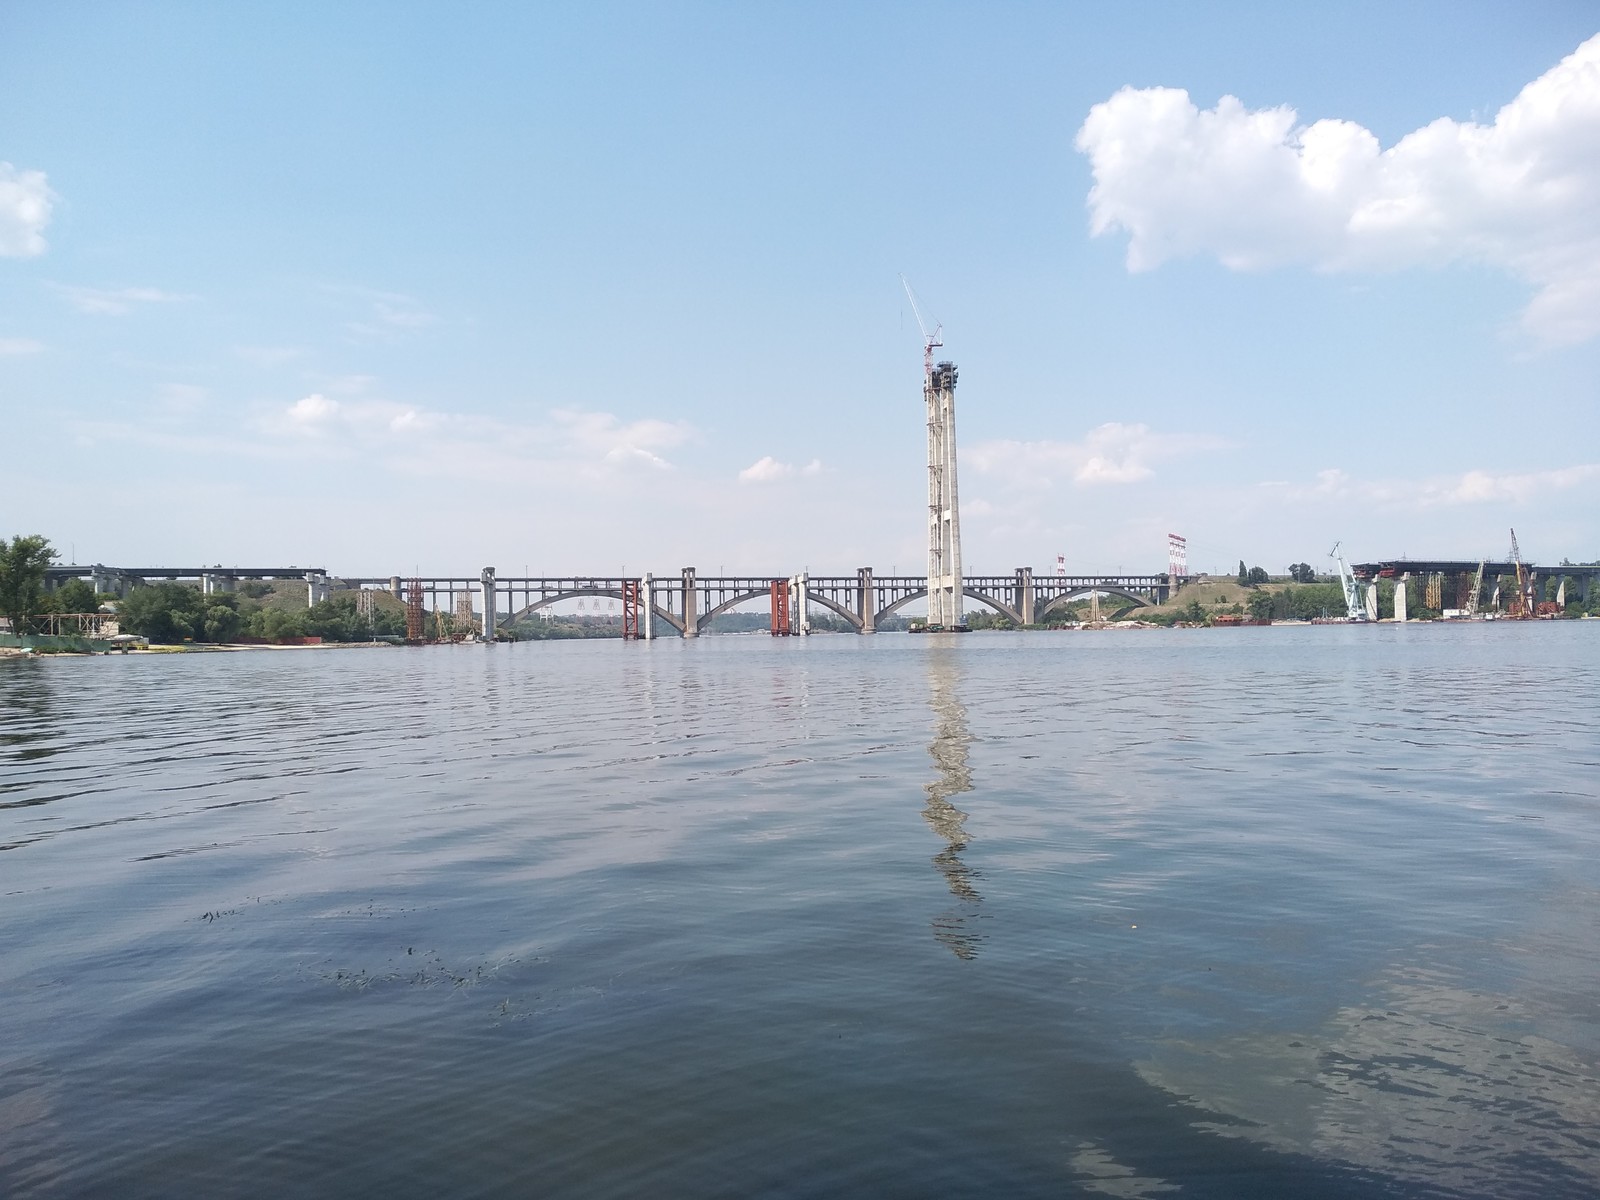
621, 579, 642, 640
405, 579, 425, 642
770, 579, 792, 635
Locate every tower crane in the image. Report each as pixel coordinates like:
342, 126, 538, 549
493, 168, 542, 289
900, 275, 942, 380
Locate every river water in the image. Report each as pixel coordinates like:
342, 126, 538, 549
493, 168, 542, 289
2, 625, 1597, 1198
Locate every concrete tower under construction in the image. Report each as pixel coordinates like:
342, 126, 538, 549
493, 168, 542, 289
924, 356, 964, 630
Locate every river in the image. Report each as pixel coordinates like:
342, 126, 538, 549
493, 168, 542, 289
2, 624, 1597, 1198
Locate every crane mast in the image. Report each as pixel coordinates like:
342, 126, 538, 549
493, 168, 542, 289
902, 277, 964, 631
1330, 542, 1369, 621
1463, 558, 1486, 617
1507, 528, 1532, 618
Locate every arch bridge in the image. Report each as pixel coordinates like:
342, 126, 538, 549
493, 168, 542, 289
339, 567, 1175, 637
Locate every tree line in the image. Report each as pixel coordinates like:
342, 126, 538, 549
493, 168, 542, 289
116, 584, 408, 643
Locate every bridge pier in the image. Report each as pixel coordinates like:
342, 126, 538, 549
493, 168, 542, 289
681, 567, 698, 638
858, 567, 875, 633
793, 573, 809, 636
480, 567, 498, 641
306, 572, 331, 607
643, 573, 655, 640
1395, 575, 1409, 622
1014, 567, 1034, 626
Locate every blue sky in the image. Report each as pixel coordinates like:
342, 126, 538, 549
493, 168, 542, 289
2, 2, 1597, 577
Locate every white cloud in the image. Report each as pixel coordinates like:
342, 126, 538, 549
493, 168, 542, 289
0, 163, 53, 257
1269, 463, 1600, 507
969, 422, 1229, 487
285, 393, 341, 428
258, 392, 691, 480
0, 337, 43, 355
552, 409, 689, 470
331, 287, 436, 341
740, 456, 789, 483
1076, 33, 1600, 345
53, 284, 193, 315
738, 456, 824, 484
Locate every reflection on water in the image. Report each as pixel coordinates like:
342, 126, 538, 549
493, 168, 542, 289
1140, 964, 1600, 1196
0, 662, 57, 768
924, 648, 982, 959
3, 629, 1599, 1198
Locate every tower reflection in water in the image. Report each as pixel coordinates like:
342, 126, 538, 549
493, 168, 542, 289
923, 648, 982, 959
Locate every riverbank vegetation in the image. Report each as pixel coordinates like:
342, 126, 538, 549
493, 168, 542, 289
115, 583, 409, 643
0, 535, 56, 634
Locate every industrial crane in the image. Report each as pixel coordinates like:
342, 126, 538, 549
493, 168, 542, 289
1507, 528, 1533, 618
1330, 542, 1369, 621
1463, 558, 1486, 617
900, 275, 942, 379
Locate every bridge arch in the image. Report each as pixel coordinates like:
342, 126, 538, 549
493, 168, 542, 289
1035, 587, 1155, 623
697, 588, 771, 628
505, 587, 685, 635
695, 587, 864, 634
791, 592, 862, 632
875, 588, 1023, 627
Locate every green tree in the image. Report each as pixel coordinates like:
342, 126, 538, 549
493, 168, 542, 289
1237, 560, 1248, 586
203, 602, 243, 642
1288, 562, 1316, 583
118, 582, 208, 642
1247, 566, 1269, 585
1247, 590, 1275, 621
1182, 598, 1205, 624
0, 535, 56, 634
51, 578, 100, 614
246, 606, 309, 641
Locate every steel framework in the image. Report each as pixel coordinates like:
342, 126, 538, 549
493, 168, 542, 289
405, 579, 425, 642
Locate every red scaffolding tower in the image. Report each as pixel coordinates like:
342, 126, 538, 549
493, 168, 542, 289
770, 580, 791, 635
621, 579, 642, 639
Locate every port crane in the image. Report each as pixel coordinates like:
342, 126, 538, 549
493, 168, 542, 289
1506, 528, 1533, 618
1330, 542, 1370, 621
1463, 558, 1486, 617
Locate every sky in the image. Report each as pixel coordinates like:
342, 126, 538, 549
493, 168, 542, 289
2, 1, 1597, 578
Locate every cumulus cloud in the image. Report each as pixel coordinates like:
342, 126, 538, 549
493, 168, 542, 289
552, 409, 690, 470
738, 456, 823, 483
969, 422, 1228, 487
1076, 33, 1600, 344
285, 393, 341, 428
0, 163, 53, 257
52, 284, 192, 315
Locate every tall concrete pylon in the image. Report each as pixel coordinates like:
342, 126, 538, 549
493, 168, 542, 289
925, 358, 964, 629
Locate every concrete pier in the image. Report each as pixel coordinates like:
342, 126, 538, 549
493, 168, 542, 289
480, 567, 498, 640
680, 567, 698, 638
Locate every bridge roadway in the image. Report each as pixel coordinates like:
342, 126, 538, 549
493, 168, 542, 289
339, 567, 1176, 637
